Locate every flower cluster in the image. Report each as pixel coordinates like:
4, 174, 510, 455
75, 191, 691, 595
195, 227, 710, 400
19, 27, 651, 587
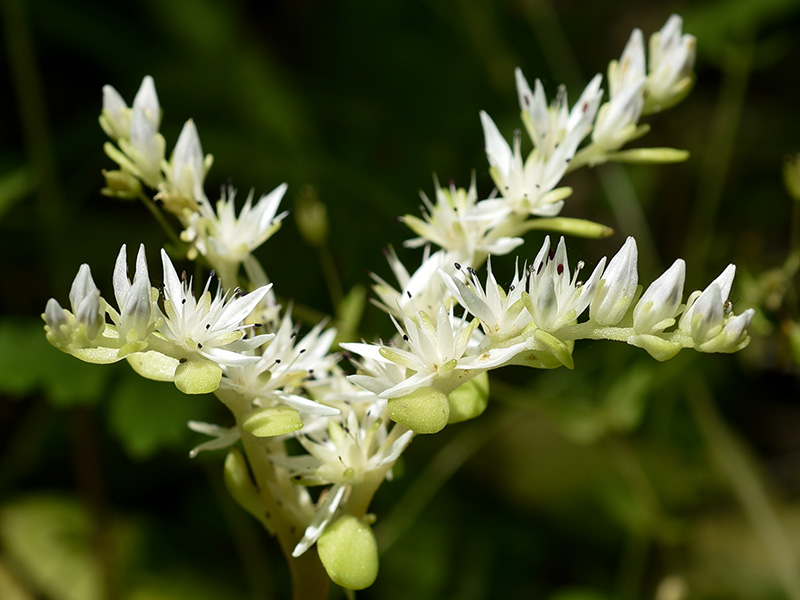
42, 13, 751, 595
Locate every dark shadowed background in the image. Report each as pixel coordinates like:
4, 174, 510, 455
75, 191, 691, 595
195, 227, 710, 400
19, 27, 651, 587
2, 0, 800, 598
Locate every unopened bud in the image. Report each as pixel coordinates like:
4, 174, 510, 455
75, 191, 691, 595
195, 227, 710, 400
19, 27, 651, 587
448, 372, 489, 423
388, 386, 449, 434
317, 514, 379, 590
101, 169, 141, 200
295, 185, 328, 247
243, 405, 303, 437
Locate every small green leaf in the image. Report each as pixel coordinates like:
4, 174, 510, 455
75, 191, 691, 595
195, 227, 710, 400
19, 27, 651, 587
108, 371, 213, 460
0, 319, 109, 407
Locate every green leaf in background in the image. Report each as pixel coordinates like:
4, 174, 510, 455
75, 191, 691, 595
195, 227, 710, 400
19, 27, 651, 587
108, 370, 215, 460
0, 495, 104, 600
0, 319, 109, 407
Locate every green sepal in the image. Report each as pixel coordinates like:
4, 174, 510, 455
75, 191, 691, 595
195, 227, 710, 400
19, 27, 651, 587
317, 514, 379, 591
68, 345, 125, 365
117, 340, 148, 359
533, 329, 575, 369
127, 350, 179, 382
174, 358, 222, 394
520, 217, 614, 239
388, 387, 449, 434
242, 406, 303, 437
627, 334, 682, 361
223, 447, 273, 533
604, 147, 690, 164
447, 372, 489, 424
100, 169, 141, 200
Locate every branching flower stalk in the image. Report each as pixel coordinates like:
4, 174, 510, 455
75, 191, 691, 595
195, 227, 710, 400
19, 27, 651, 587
43, 14, 752, 596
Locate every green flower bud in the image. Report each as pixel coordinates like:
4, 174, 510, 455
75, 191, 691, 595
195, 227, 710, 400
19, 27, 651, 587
448, 372, 489, 423
784, 154, 800, 202
388, 387, 449, 434
317, 514, 379, 590
295, 185, 329, 247
173, 358, 222, 394
223, 448, 273, 533
243, 406, 303, 437
101, 169, 141, 200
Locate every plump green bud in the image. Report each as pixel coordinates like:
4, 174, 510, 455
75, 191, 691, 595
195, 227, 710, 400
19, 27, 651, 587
295, 185, 329, 247
223, 448, 273, 533
173, 358, 222, 394
317, 515, 379, 590
242, 406, 303, 437
784, 154, 800, 202
101, 169, 141, 199
388, 387, 449, 434
447, 372, 489, 423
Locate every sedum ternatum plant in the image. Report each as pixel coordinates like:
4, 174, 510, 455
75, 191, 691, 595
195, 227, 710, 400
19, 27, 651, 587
42, 14, 754, 598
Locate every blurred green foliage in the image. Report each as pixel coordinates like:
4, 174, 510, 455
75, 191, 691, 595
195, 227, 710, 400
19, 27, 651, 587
2, 0, 800, 598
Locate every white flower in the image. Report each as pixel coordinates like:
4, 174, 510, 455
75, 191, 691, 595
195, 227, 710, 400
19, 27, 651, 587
164, 119, 208, 204
157, 249, 273, 366
127, 77, 164, 187
442, 259, 531, 338
270, 405, 414, 557
593, 29, 646, 151
344, 305, 479, 399
515, 69, 603, 162
401, 175, 523, 263
678, 264, 754, 351
590, 237, 639, 326
100, 85, 129, 141
370, 247, 449, 318
108, 244, 159, 344
525, 236, 606, 332
632, 259, 685, 334
219, 311, 340, 420
69, 264, 105, 340
187, 420, 241, 458
645, 14, 696, 113
182, 184, 288, 285
479, 111, 573, 217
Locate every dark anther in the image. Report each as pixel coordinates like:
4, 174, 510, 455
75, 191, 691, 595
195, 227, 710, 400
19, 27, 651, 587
557, 264, 564, 275
179, 358, 187, 364
403, 334, 409, 341
197, 343, 203, 348
454, 262, 462, 270
548, 249, 556, 261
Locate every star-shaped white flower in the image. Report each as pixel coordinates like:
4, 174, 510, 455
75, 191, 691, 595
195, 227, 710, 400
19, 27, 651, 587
525, 236, 606, 332
182, 184, 288, 285
157, 249, 273, 366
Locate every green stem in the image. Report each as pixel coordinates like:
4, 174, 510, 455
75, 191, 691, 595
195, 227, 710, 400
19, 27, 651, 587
223, 394, 330, 600
136, 189, 182, 245
375, 410, 515, 552
687, 380, 800, 600
685, 38, 754, 272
